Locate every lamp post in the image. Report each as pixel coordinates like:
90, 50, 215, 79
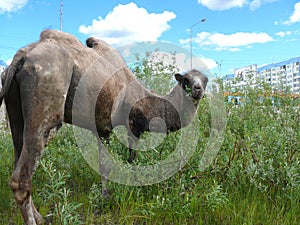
60, 0, 63, 31
189, 18, 206, 70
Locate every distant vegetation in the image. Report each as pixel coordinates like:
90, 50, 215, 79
0, 56, 299, 224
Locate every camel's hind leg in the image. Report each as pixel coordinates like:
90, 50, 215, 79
8, 71, 68, 225
5, 78, 45, 224
9, 103, 65, 225
9, 123, 58, 225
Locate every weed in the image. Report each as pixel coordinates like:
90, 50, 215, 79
0, 57, 299, 224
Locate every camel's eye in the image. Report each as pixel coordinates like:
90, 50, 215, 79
183, 77, 190, 86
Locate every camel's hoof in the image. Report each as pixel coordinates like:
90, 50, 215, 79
44, 213, 53, 225
102, 189, 110, 201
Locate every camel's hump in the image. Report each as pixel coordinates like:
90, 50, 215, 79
40, 30, 83, 47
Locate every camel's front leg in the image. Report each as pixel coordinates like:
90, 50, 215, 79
128, 138, 137, 163
127, 131, 140, 163
97, 137, 110, 200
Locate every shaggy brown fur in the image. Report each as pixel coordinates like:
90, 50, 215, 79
0, 30, 208, 225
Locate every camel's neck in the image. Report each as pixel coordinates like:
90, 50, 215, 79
165, 85, 199, 130
118, 81, 200, 133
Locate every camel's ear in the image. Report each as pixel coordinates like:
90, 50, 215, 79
175, 73, 183, 83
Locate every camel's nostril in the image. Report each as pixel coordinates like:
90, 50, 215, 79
194, 86, 202, 91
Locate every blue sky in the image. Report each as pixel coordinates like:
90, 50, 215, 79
1, 0, 300, 76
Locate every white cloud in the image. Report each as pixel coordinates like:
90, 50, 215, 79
197, 0, 247, 10
0, 0, 28, 14
229, 48, 241, 52
197, 0, 277, 11
5, 58, 12, 66
249, 0, 277, 11
283, 2, 300, 25
79, 3, 176, 46
276, 31, 292, 37
276, 31, 286, 37
180, 31, 273, 51
199, 57, 217, 70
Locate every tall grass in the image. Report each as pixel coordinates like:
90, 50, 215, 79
0, 58, 299, 224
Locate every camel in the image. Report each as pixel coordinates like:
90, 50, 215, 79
0, 30, 208, 225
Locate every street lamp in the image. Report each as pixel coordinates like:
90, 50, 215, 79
189, 18, 206, 70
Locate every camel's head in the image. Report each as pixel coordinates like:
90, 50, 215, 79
175, 69, 208, 99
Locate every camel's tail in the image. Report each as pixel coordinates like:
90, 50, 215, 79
0, 67, 12, 107
0, 56, 25, 107
0, 42, 36, 107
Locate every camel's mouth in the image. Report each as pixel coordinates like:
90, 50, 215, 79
184, 87, 204, 100
192, 88, 204, 99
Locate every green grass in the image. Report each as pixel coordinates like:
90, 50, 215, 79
0, 87, 299, 224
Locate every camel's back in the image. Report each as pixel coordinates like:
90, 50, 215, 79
40, 30, 83, 48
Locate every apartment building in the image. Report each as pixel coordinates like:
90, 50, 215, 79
224, 57, 300, 94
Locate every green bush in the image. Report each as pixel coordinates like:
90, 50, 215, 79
0, 55, 299, 224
